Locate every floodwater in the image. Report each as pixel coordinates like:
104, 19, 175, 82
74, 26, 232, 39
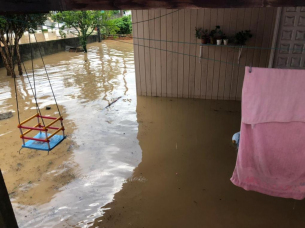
0, 40, 140, 227
1, 41, 305, 228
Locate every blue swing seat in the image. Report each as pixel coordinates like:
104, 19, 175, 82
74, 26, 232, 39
22, 132, 66, 151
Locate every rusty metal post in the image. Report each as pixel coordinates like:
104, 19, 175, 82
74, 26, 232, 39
0, 169, 18, 228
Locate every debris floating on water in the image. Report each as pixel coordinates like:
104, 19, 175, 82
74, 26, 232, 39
65, 46, 84, 52
0, 111, 13, 120
104, 96, 122, 110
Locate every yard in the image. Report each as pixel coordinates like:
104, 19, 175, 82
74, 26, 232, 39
1, 40, 305, 227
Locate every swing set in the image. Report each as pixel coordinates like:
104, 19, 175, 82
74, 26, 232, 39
13, 31, 66, 153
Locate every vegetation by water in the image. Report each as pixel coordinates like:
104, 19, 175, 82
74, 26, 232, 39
0, 10, 133, 77
0, 14, 47, 77
112, 15, 132, 35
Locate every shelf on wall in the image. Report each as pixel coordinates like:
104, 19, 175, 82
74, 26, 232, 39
198, 44, 244, 64
199, 43, 244, 48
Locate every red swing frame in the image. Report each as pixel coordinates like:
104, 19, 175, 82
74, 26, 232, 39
18, 113, 65, 150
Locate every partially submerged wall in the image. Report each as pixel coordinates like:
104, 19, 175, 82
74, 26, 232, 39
0, 35, 98, 68
132, 9, 277, 100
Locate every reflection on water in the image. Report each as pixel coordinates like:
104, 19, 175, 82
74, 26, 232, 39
0, 41, 142, 227
93, 97, 242, 228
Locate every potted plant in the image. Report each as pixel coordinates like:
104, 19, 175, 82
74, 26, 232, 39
195, 27, 209, 44
201, 30, 209, 44
209, 27, 216, 44
214, 26, 224, 45
216, 39, 222, 45
210, 25, 223, 45
223, 34, 228, 45
234, 30, 253, 45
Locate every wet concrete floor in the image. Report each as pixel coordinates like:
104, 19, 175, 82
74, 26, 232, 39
1, 41, 305, 228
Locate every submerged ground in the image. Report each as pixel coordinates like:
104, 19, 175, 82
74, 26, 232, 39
1, 41, 305, 228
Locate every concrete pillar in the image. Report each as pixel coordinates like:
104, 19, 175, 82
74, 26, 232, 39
0, 170, 18, 228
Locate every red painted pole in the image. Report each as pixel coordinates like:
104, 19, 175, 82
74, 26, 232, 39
21, 136, 49, 142
38, 115, 57, 120
47, 126, 60, 130
19, 126, 47, 131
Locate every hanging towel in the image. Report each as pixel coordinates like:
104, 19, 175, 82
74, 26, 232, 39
231, 67, 305, 200
242, 67, 305, 124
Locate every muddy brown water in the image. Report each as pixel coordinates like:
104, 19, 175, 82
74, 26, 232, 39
1, 41, 305, 228
0, 40, 140, 227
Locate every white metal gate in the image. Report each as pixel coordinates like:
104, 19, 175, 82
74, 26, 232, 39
273, 7, 305, 68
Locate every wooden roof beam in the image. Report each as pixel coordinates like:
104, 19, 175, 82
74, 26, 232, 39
0, 0, 305, 13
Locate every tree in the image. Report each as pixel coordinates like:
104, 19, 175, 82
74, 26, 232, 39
0, 14, 47, 77
0, 17, 14, 77
113, 15, 132, 34
52, 11, 120, 52
99, 11, 120, 36
50, 23, 55, 33
52, 11, 103, 53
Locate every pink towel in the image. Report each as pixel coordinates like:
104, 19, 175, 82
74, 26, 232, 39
242, 67, 305, 124
231, 67, 305, 200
